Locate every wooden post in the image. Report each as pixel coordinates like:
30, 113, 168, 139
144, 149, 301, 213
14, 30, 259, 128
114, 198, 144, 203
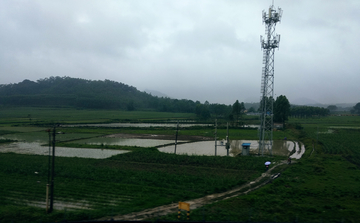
214, 119, 217, 156
46, 184, 49, 213
49, 126, 56, 213
174, 121, 179, 154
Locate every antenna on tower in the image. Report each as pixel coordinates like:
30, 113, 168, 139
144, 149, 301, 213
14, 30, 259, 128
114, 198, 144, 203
258, 4, 283, 156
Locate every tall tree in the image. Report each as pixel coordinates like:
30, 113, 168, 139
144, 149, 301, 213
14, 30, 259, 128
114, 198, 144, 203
232, 100, 245, 126
327, 105, 337, 112
353, 102, 360, 114
274, 95, 290, 127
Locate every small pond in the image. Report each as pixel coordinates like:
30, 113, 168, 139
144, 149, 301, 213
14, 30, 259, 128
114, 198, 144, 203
0, 142, 128, 159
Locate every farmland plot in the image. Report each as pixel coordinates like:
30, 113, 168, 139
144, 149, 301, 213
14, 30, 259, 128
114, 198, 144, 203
0, 149, 275, 222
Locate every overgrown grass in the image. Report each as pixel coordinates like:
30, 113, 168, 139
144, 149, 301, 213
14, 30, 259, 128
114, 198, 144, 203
163, 154, 360, 223
155, 116, 360, 223
3, 108, 359, 222
0, 149, 273, 222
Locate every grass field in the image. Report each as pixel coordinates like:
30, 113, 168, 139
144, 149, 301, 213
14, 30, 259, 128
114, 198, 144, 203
155, 116, 360, 222
1, 107, 360, 222
0, 149, 275, 222
0, 107, 196, 125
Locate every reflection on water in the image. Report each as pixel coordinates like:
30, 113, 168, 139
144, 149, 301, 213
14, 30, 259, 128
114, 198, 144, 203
64, 123, 213, 128
0, 142, 128, 159
73, 138, 185, 147
159, 140, 301, 158
0, 138, 305, 159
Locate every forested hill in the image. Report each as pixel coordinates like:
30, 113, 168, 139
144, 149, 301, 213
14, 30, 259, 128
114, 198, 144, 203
0, 77, 230, 116
0, 76, 187, 111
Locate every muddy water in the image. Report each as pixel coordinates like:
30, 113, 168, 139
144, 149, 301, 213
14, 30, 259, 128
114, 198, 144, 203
64, 123, 213, 128
290, 141, 305, 159
0, 142, 128, 159
0, 138, 305, 159
72, 138, 185, 147
158, 140, 299, 157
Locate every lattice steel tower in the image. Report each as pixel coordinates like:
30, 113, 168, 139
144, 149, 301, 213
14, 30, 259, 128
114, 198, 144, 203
258, 4, 282, 156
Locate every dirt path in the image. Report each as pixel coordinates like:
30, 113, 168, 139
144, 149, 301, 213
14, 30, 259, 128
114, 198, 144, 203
98, 160, 290, 221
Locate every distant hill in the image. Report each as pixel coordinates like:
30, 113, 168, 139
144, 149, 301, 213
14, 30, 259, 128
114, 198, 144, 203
0, 77, 151, 110
0, 76, 199, 113
0, 77, 230, 116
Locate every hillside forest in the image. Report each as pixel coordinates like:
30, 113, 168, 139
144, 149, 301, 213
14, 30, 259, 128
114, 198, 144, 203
0, 76, 335, 120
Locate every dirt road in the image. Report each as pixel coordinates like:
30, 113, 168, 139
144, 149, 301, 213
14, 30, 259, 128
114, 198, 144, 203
99, 160, 289, 221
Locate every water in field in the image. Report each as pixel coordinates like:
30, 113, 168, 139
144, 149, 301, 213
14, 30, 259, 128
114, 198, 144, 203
0, 142, 128, 159
158, 140, 303, 158
63, 123, 213, 128
290, 141, 305, 159
72, 138, 186, 147
0, 137, 305, 159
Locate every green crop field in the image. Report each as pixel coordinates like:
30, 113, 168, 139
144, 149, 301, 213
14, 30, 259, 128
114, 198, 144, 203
0, 107, 196, 126
156, 116, 360, 223
0, 149, 275, 222
1, 108, 360, 223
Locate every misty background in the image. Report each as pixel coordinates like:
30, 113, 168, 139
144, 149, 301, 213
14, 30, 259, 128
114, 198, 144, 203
1, 0, 359, 106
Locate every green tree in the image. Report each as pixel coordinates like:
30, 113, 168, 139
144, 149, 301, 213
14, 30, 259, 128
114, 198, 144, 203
353, 102, 360, 114
232, 100, 245, 126
248, 107, 256, 113
274, 95, 290, 127
327, 105, 337, 112
195, 104, 211, 120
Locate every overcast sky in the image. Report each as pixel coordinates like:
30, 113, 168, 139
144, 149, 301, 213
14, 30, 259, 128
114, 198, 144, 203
1, 0, 359, 105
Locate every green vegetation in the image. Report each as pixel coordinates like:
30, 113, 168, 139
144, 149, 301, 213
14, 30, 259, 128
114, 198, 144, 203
156, 115, 360, 223
0, 149, 273, 223
352, 102, 360, 114
0, 107, 196, 126
274, 95, 290, 126
161, 154, 360, 222
0, 77, 246, 120
1, 107, 360, 222
290, 105, 330, 117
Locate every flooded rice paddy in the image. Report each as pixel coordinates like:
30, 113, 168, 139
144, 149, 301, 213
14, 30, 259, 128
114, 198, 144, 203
159, 140, 305, 159
64, 123, 213, 128
0, 142, 128, 159
0, 136, 305, 159
72, 137, 186, 147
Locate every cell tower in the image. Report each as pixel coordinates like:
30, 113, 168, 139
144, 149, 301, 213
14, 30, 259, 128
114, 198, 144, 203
258, 4, 282, 156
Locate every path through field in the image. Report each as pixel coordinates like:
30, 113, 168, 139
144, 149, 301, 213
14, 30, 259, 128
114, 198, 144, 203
99, 160, 290, 221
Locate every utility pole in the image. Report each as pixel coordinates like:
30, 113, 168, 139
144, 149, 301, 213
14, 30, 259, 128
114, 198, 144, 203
226, 122, 230, 156
214, 119, 217, 156
46, 129, 51, 213
47, 126, 56, 213
174, 121, 179, 154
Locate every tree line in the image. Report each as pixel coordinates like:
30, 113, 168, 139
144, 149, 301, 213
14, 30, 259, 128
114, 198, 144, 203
0, 77, 239, 120
0, 77, 337, 122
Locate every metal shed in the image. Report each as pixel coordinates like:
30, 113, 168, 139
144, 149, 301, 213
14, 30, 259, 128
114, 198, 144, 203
242, 143, 251, 156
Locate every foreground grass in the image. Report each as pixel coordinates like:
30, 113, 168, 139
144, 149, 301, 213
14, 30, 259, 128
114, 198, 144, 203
0, 148, 275, 223
156, 116, 360, 223
2, 108, 359, 222
159, 154, 360, 222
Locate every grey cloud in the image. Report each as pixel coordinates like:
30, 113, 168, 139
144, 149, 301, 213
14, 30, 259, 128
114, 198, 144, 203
0, 0, 359, 105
